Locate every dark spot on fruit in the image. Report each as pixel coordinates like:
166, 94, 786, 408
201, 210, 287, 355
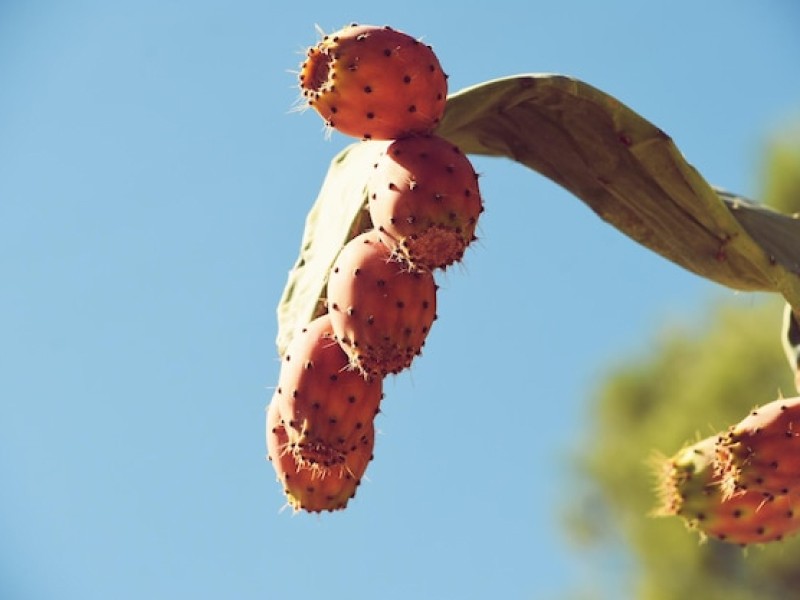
364, 86, 372, 93
403, 75, 411, 84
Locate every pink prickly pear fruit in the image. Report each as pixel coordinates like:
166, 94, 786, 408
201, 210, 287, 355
654, 435, 800, 545
266, 400, 375, 513
327, 230, 437, 377
272, 314, 383, 470
297, 24, 448, 140
715, 396, 800, 500
367, 134, 484, 270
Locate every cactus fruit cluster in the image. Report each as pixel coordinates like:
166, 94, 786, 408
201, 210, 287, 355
267, 23, 483, 512
655, 396, 800, 545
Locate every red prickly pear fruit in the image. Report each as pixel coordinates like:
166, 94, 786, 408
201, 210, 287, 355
654, 436, 800, 545
272, 314, 383, 470
327, 230, 437, 377
297, 24, 448, 140
367, 134, 484, 270
266, 400, 375, 513
715, 396, 800, 500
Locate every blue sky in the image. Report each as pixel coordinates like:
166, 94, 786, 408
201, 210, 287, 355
1, 1, 799, 599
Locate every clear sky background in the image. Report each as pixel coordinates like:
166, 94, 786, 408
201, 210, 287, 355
1, 1, 799, 599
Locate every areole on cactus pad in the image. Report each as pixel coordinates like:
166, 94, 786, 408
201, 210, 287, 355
297, 23, 448, 140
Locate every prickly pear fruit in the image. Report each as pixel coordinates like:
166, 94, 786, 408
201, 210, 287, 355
327, 230, 437, 377
715, 396, 800, 500
272, 314, 383, 471
367, 134, 484, 270
267, 400, 374, 513
654, 435, 800, 545
297, 24, 448, 140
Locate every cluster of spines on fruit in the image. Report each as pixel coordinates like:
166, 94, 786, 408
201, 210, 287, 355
266, 23, 484, 513
654, 396, 800, 545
